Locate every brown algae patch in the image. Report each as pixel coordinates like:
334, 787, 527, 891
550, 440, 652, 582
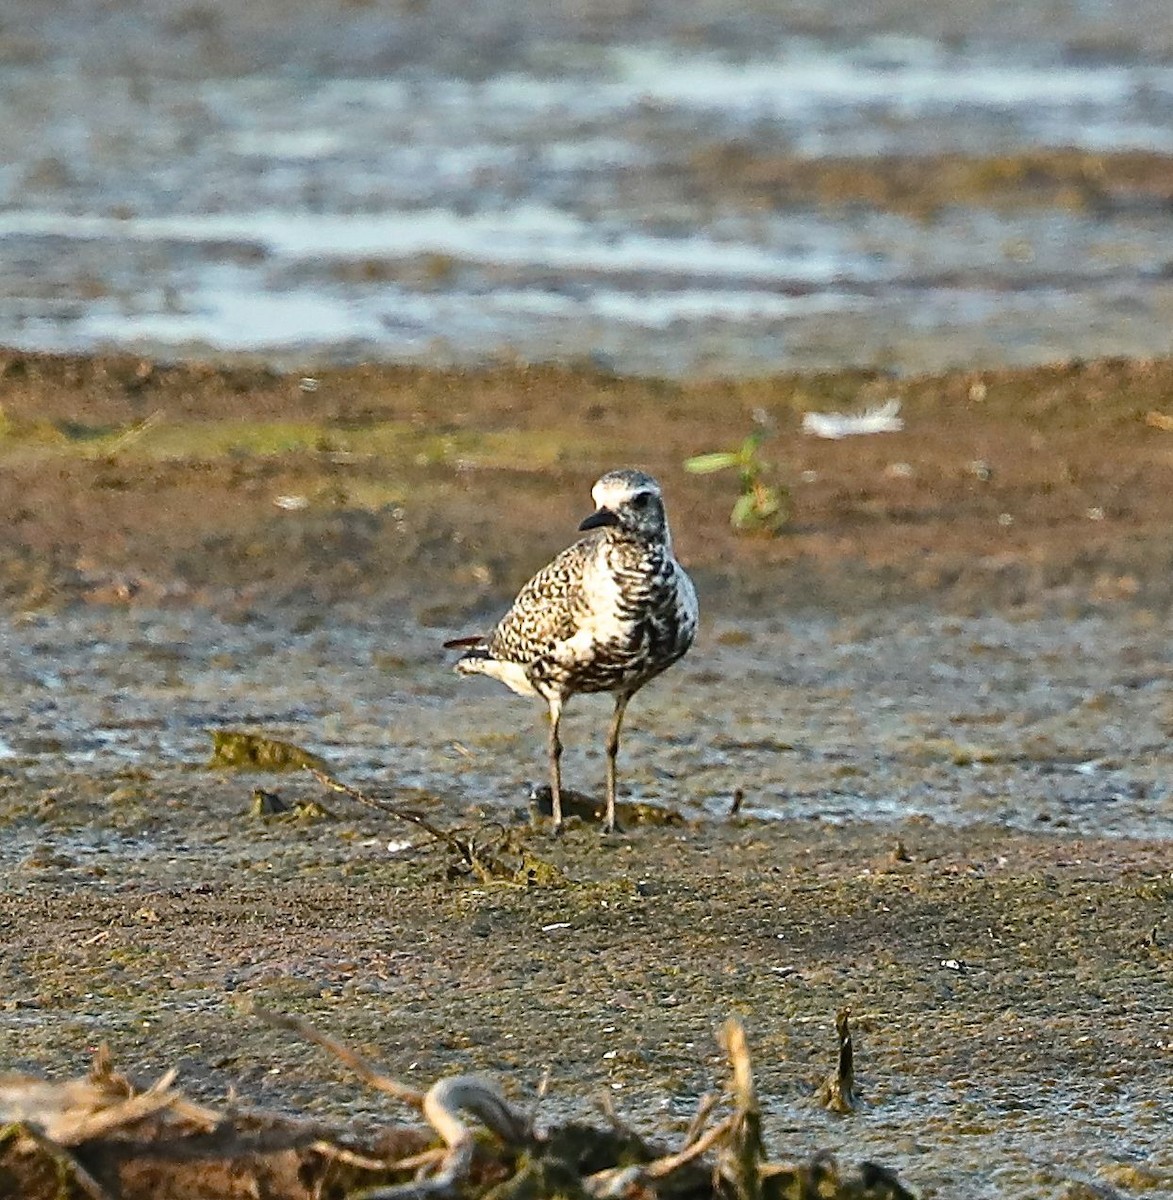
684, 147, 1173, 218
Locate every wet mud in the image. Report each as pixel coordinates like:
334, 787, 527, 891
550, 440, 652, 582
2, 352, 1173, 1197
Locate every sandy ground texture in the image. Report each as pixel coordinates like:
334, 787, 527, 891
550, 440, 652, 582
1, 352, 1173, 1198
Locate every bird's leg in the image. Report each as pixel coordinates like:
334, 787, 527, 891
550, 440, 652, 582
603, 692, 631, 834
547, 696, 564, 833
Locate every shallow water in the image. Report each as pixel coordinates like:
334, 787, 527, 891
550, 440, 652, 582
3, 605, 1171, 846
2, 6, 1172, 374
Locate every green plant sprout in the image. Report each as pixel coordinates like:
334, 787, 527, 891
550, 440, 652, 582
685, 428, 790, 534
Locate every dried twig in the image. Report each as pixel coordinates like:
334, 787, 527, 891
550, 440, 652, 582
309, 766, 570, 887
248, 1003, 425, 1108
309, 1139, 400, 1172
380, 1146, 448, 1174
0, 1063, 211, 1147
646, 1113, 736, 1178
595, 1089, 634, 1138
717, 1018, 764, 1200
308, 769, 465, 854
307, 767, 515, 881
683, 1091, 718, 1149
526, 1066, 553, 1135
583, 1164, 647, 1198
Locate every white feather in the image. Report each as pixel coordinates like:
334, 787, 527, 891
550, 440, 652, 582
802, 398, 903, 440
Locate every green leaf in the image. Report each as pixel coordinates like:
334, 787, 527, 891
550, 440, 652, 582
730, 492, 758, 529
685, 451, 740, 474
739, 431, 765, 458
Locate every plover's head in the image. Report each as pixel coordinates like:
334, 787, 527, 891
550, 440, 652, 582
579, 469, 669, 540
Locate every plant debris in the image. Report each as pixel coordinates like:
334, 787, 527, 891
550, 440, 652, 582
310, 768, 569, 887
0, 1013, 913, 1200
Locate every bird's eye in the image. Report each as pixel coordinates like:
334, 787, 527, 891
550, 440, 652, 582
633, 492, 652, 508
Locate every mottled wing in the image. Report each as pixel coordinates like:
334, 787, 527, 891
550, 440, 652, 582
487, 537, 596, 666
670, 561, 700, 655
620, 549, 697, 675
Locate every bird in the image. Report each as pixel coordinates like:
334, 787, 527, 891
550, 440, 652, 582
444, 469, 698, 833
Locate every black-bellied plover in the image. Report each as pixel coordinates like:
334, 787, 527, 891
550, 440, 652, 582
445, 469, 698, 833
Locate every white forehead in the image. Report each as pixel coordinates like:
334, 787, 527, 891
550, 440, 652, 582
591, 472, 661, 509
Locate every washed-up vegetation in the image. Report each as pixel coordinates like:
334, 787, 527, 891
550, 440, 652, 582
0, 1013, 911, 1200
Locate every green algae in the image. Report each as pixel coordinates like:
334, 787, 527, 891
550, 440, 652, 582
0, 415, 584, 475
207, 731, 327, 772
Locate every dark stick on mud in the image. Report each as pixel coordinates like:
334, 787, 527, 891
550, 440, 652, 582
307, 766, 566, 886
306, 768, 462, 852
816, 1008, 856, 1114
306, 766, 509, 876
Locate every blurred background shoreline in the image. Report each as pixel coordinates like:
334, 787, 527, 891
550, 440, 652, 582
1, 0, 1171, 377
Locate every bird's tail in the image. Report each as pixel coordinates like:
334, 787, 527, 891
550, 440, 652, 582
444, 636, 537, 696
443, 634, 492, 676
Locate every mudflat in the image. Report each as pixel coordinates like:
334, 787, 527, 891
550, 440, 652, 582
1, 351, 1172, 1198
